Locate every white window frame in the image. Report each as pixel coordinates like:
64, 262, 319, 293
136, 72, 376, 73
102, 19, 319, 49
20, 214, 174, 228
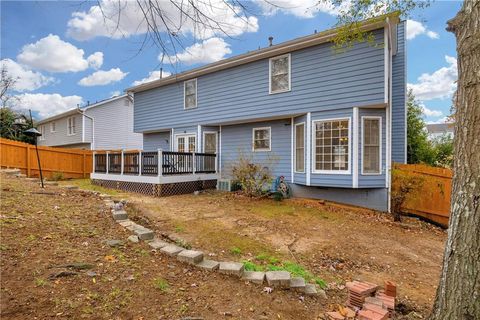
269, 53, 291, 94
312, 117, 351, 175
252, 127, 271, 152
294, 122, 305, 173
39, 125, 46, 140
67, 116, 76, 136
183, 78, 197, 110
203, 131, 218, 154
174, 133, 196, 152
361, 116, 382, 175
50, 121, 56, 133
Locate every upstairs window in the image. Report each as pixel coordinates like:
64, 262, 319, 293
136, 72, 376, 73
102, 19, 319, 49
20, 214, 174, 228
314, 119, 350, 173
253, 127, 271, 152
67, 116, 76, 135
39, 125, 46, 140
362, 117, 381, 174
269, 54, 291, 94
184, 79, 197, 109
50, 121, 56, 132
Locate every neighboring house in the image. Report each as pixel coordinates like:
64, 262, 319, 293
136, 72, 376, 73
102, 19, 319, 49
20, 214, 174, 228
37, 95, 143, 150
91, 14, 406, 212
426, 123, 454, 140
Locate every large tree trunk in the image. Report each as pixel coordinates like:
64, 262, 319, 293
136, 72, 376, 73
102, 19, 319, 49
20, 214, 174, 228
430, 1, 480, 319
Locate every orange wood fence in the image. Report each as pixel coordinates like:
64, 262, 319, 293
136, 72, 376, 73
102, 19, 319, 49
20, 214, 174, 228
0, 138, 93, 179
395, 163, 452, 227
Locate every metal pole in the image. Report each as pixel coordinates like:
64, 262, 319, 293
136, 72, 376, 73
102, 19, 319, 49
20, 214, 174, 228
29, 110, 44, 188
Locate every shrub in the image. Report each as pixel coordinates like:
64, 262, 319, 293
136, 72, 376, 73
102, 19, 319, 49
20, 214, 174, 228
51, 171, 65, 181
231, 153, 274, 197
391, 168, 424, 222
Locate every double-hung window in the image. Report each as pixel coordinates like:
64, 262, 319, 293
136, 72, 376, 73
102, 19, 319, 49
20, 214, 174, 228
67, 116, 76, 135
362, 117, 381, 174
269, 54, 290, 94
50, 121, 56, 133
313, 119, 350, 173
295, 123, 305, 172
39, 125, 46, 140
253, 127, 271, 152
184, 79, 197, 109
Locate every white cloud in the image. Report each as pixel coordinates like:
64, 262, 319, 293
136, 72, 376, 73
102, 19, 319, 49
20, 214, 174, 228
420, 103, 443, 117
255, 0, 341, 18
132, 70, 172, 86
17, 34, 103, 73
408, 55, 457, 101
11, 93, 83, 119
427, 117, 450, 125
78, 68, 128, 86
110, 90, 121, 97
167, 38, 232, 65
1, 59, 54, 92
406, 20, 439, 40
67, 0, 258, 41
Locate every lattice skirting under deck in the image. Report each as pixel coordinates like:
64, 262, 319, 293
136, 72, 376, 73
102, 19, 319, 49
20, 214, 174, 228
92, 179, 217, 197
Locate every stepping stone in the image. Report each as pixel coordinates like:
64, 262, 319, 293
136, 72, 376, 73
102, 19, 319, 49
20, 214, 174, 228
118, 220, 133, 227
127, 235, 139, 243
290, 277, 306, 291
105, 239, 123, 247
112, 210, 128, 221
195, 259, 219, 271
219, 262, 244, 277
148, 238, 169, 249
177, 250, 204, 264
64, 185, 78, 190
44, 181, 58, 186
125, 222, 142, 232
160, 244, 184, 256
242, 271, 265, 284
134, 227, 154, 241
304, 284, 318, 296
265, 271, 291, 288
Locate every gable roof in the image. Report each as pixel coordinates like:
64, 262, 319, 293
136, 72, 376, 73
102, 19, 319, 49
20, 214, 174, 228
127, 13, 400, 94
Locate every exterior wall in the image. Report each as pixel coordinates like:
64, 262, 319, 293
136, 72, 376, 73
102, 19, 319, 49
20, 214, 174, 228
391, 21, 407, 163
291, 184, 388, 211
85, 97, 143, 150
143, 132, 171, 151
134, 29, 385, 132
220, 119, 292, 182
38, 113, 84, 147
60, 143, 91, 149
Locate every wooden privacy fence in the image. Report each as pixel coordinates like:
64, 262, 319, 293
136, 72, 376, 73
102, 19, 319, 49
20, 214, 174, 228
394, 163, 452, 227
0, 138, 92, 179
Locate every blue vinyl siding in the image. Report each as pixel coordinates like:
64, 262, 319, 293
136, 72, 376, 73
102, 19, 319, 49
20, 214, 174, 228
358, 108, 386, 188
220, 119, 292, 182
310, 108, 353, 188
143, 132, 170, 151
391, 21, 407, 163
134, 29, 385, 132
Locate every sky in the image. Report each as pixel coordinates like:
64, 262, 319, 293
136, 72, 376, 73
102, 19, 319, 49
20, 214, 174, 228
1, 0, 462, 123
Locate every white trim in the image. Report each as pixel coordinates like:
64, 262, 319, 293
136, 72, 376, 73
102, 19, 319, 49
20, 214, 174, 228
384, 27, 389, 104
361, 116, 382, 176
291, 118, 294, 183
203, 131, 218, 154
197, 125, 202, 152
81, 115, 85, 142
294, 122, 306, 174
183, 78, 197, 109
219, 125, 222, 175
252, 127, 272, 152
174, 133, 196, 152
90, 172, 218, 184
269, 53, 291, 94
170, 128, 174, 151
311, 117, 352, 175
306, 113, 311, 185
352, 108, 359, 187
403, 22, 408, 164
388, 19, 393, 212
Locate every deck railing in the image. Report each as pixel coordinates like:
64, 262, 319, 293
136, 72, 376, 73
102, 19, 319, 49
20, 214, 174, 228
93, 150, 217, 177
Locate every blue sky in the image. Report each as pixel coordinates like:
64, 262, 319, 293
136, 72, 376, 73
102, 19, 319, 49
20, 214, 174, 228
1, 1, 461, 122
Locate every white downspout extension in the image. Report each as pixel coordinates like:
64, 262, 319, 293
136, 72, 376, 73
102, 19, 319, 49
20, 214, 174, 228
352, 107, 359, 188
306, 112, 311, 186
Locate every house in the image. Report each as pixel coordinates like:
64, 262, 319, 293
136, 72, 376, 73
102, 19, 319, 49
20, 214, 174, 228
426, 123, 454, 140
91, 14, 406, 212
37, 94, 143, 150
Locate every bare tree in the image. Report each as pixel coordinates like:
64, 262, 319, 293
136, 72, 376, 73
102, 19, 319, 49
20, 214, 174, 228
0, 64, 18, 108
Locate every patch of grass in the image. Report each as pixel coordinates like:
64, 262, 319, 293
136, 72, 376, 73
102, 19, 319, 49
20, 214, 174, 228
230, 247, 242, 255
61, 179, 119, 196
255, 253, 279, 264
34, 277, 46, 287
174, 225, 185, 233
242, 260, 265, 271
175, 239, 191, 249
153, 277, 169, 292
267, 261, 327, 289
252, 202, 296, 218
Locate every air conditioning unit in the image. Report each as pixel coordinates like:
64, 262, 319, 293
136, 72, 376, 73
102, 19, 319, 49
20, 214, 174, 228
217, 179, 239, 192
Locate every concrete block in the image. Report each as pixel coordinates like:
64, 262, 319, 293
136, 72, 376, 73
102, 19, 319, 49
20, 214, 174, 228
177, 250, 204, 264
25, 178, 39, 181
105, 239, 123, 247
265, 271, 291, 288
290, 277, 306, 291
127, 235, 139, 243
242, 271, 265, 284
219, 262, 244, 277
44, 181, 58, 186
195, 259, 219, 271
134, 227, 154, 240
304, 284, 318, 296
148, 238, 169, 249
112, 210, 128, 221
64, 185, 78, 190
160, 244, 184, 256
118, 219, 133, 227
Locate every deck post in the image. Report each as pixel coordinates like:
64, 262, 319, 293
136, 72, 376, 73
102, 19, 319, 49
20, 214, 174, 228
138, 151, 142, 176
192, 152, 196, 175
106, 151, 109, 174
92, 151, 96, 173
120, 149, 124, 175
158, 149, 163, 177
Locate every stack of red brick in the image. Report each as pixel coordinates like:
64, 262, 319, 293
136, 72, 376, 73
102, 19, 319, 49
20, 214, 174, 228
324, 280, 397, 320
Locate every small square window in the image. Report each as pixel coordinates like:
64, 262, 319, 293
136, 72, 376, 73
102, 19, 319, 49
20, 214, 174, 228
184, 79, 197, 109
253, 127, 271, 152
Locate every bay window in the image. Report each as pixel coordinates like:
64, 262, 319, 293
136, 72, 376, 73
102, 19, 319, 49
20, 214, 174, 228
313, 119, 350, 173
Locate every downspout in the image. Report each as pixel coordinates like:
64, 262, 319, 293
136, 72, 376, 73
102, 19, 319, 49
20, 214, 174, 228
78, 107, 95, 150
386, 18, 393, 213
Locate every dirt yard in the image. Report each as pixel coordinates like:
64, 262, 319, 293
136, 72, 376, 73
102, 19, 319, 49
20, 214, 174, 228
1, 175, 447, 319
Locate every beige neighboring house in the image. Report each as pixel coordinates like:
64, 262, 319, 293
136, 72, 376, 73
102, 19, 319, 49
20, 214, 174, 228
36, 94, 143, 150
426, 123, 455, 140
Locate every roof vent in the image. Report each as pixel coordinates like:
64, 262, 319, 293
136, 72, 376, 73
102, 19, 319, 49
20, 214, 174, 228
268, 36, 273, 47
